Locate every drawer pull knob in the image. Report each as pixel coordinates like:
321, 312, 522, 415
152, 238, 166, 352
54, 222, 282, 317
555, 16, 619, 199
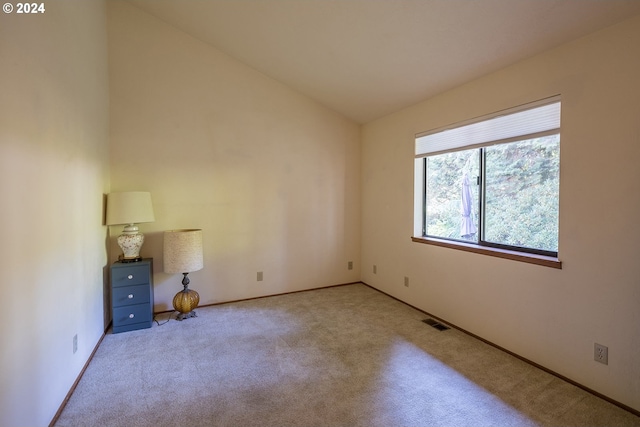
128, 294, 134, 299
127, 275, 133, 279
129, 314, 135, 319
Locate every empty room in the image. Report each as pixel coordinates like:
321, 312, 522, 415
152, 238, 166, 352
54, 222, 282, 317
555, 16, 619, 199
1, 1, 640, 426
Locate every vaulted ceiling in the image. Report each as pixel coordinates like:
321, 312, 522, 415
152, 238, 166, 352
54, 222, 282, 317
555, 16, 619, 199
127, 0, 640, 123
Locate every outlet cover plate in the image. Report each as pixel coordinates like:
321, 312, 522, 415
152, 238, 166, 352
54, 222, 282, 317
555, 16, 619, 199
594, 343, 608, 365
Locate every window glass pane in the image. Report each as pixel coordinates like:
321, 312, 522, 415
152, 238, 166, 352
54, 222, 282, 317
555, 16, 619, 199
425, 149, 479, 242
484, 135, 560, 252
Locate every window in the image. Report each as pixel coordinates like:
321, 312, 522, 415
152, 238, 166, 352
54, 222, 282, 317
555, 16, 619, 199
413, 96, 561, 262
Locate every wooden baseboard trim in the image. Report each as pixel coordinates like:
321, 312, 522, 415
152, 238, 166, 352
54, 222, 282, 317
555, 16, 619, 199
360, 281, 640, 418
48, 329, 108, 427
153, 281, 362, 315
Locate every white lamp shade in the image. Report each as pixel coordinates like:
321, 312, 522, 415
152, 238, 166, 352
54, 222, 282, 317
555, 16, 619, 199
164, 229, 204, 273
106, 192, 155, 225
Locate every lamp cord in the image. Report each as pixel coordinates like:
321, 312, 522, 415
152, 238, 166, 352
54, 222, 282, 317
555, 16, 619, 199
153, 311, 177, 326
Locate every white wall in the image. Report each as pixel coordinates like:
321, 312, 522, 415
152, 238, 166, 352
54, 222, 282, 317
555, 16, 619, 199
361, 15, 640, 411
0, 2, 110, 426
107, 1, 361, 311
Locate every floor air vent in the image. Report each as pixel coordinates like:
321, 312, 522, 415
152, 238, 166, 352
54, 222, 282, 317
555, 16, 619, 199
422, 318, 450, 331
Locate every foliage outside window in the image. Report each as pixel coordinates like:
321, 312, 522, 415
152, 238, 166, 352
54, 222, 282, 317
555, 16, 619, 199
415, 97, 561, 258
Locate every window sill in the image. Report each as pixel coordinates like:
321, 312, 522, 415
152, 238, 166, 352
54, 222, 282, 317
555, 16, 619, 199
411, 236, 562, 269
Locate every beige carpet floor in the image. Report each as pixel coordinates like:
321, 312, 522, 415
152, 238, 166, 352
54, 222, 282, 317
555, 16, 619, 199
54, 283, 640, 427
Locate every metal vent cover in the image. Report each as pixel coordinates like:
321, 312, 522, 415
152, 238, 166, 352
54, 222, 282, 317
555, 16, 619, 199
422, 318, 450, 331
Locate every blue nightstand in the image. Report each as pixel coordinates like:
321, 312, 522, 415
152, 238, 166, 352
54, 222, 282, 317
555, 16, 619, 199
110, 259, 154, 333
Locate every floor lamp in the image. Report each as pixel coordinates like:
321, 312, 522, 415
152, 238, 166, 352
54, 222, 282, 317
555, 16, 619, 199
163, 229, 203, 320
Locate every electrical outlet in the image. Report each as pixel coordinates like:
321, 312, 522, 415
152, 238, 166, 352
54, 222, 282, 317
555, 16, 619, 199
373, 265, 377, 274
257, 271, 263, 281
348, 261, 353, 270
73, 334, 78, 354
404, 276, 409, 287
594, 343, 608, 365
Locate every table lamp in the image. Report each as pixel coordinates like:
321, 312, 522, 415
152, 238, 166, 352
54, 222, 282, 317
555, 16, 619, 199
106, 191, 155, 262
163, 229, 203, 320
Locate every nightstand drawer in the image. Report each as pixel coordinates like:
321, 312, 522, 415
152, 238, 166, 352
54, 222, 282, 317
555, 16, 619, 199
111, 264, 150, 287
113, 284, 151, 307
113, 303, 152, 326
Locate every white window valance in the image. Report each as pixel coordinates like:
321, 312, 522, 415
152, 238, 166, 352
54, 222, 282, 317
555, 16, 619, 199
415, 95, 561, 158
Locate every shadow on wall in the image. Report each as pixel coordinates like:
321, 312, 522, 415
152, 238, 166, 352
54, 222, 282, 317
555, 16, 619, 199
102, 264, 110, 331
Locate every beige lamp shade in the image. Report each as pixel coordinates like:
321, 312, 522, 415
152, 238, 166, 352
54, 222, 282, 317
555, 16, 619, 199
163, 229, 204, 273
106, 192, 155, 225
